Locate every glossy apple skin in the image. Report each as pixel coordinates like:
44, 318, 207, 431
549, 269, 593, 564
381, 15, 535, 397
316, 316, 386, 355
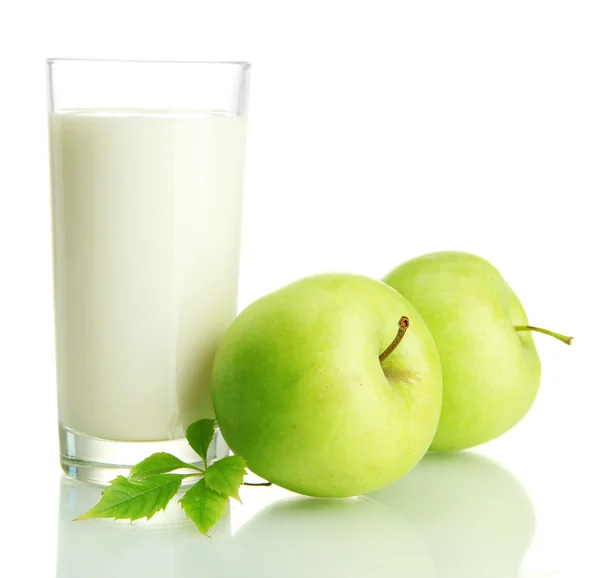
211, 274, 442, 498
384, 251, 541, 451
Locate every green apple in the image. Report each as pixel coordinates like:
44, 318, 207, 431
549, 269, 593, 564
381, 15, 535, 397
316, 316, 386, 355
211, 274, 443, 498
370, 452, 536, 578
383, 251, 572, 451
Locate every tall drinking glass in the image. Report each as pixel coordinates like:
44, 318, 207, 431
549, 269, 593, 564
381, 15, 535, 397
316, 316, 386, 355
47, 59, 250, 483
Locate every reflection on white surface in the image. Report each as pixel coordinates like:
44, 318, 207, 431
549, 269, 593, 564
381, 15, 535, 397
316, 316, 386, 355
229, 496, 434, 577
57, 452, 535, 578
56, 477, 234, 578
370, 452, 536, 578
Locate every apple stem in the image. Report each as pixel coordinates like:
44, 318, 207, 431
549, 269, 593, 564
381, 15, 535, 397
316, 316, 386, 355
379, 316, 410, 364
514, 325, 574, 345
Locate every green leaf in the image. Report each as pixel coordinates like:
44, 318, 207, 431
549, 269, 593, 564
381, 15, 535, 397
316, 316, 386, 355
179, 478, 228, 536
186, 419, 216, 466
76, 474, 184, 522
204, 456, 247, 502
129, 452, 196, 481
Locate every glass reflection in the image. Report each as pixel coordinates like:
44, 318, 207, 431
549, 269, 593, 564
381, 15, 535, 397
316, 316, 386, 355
370, 452, 536, 578
56, 477, 233, 578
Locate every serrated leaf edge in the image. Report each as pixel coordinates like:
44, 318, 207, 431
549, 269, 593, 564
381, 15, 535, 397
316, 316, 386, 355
203, 456, 247, 503
179, 478, 228, 536
185, 419, 216, 466
75, 474, 184, 522
129, 452, 197, 481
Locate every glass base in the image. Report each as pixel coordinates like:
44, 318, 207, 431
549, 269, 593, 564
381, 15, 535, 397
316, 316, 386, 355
59, 424, 229, 485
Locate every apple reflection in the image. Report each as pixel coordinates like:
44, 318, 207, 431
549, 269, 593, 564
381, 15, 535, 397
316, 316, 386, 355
56, 452, 534, 578
370, 452, 536, 578
228, 495, 435, 578
56, 476, 233, 578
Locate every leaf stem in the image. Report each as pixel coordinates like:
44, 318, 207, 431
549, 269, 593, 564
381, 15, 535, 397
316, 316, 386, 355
182, 471, 205, 479
379, 316, 410, 364
514, 325, 574, 345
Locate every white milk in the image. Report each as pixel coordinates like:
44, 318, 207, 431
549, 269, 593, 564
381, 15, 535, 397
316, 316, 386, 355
49, 109, 247, 441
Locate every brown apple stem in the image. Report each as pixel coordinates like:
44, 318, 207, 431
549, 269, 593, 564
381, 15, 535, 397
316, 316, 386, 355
514, 325, 574, 345
379, 316, 410, 364
243, 482, 273, 487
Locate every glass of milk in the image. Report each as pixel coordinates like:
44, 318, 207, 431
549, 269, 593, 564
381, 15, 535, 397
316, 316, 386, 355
47, 59, 250, 483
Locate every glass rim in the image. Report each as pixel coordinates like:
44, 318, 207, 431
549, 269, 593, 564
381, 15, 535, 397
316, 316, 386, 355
46, 58, 251, 68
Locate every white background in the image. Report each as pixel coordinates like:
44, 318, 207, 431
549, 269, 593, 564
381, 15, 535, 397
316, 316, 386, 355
0, 1, 598, 577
